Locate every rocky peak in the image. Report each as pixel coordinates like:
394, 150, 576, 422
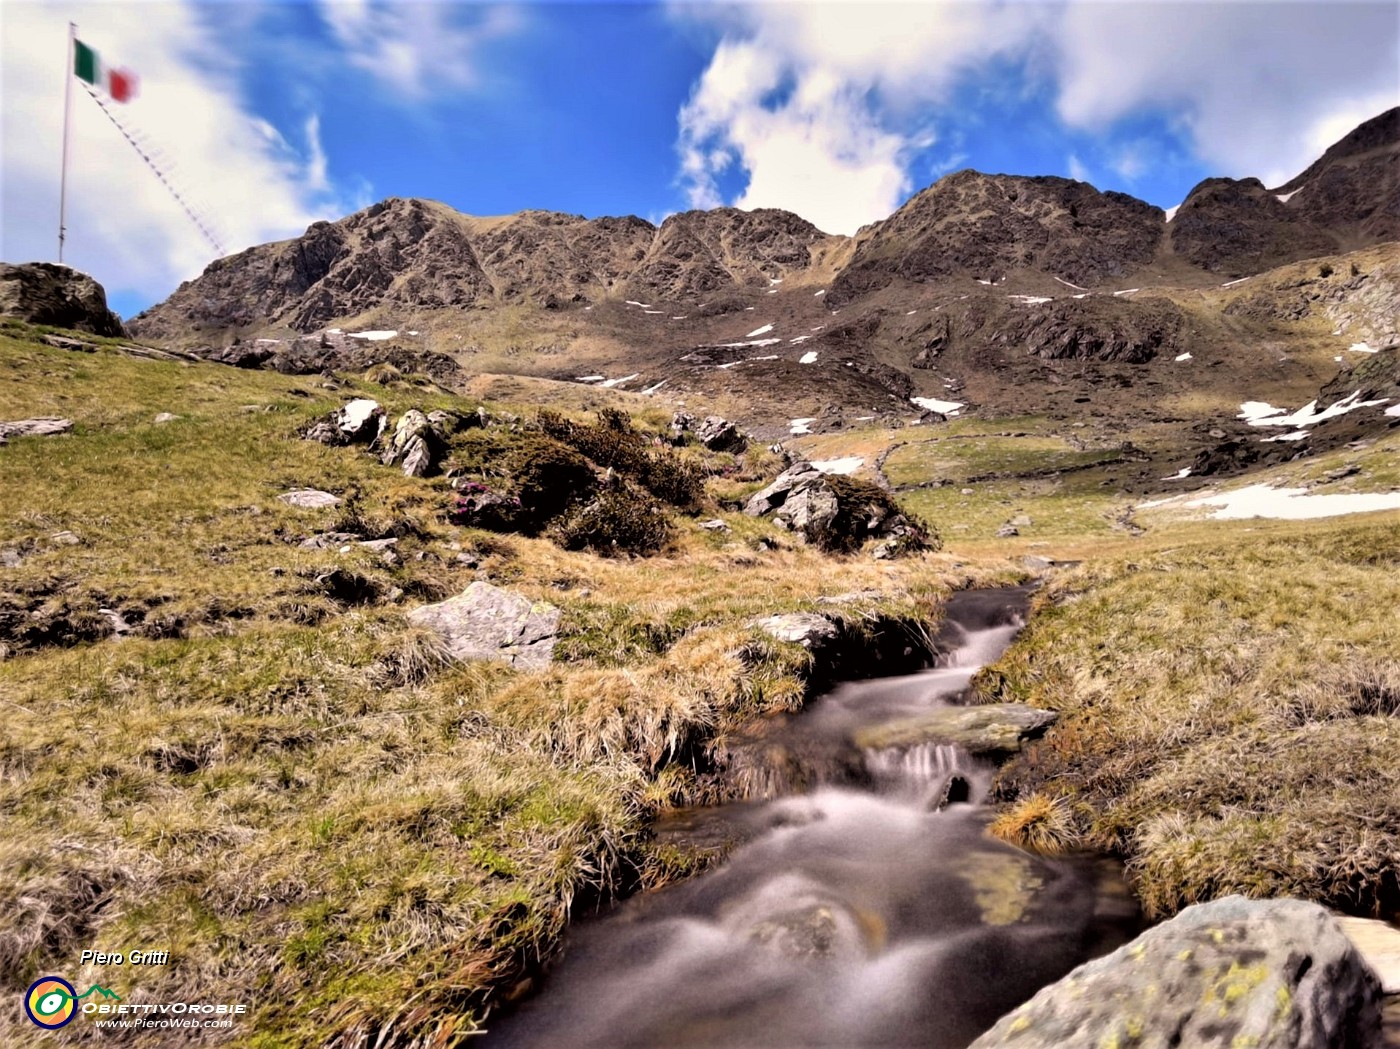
828, 171, 1163, 305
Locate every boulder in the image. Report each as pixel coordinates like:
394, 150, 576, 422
970, 896, 1383, 1049
380, 409, 443, 477
695, 415, 748, 453
303, 398, 385, 446
0, 418, 73, 439
38, 333, 96, 352
854, 703, 1057, 755
406, 581, 560, 670
744, 461, 824, 517
745, 462, 932, 556
748, 612, 840, 649
0, 262, 126, 337
277, 488, 341, 508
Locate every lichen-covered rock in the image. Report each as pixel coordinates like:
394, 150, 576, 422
277, 488, 341, 508
695, 415, 748, 453
406, 581, 560, 669
0, 262, 126, 337
970, 896, 1382, 1049
380, 409, 443, 477
745, 463, 935, 555
854, 703, 1057, 755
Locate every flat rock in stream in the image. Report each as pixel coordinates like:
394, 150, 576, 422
971, 895, 1382, 1049
854, 703, 1057, 755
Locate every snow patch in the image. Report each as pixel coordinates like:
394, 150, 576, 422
1163, 204, 1180, 223
1112, 288, 1139, 297
347, 330, 398, 341
599, 373, 639, 389
715, 338, 783, 349
325, 328, 342, 334
575, 375, 605, 382
1174, 352, 1193, 362
1261, 431, 1310, 443
1275, 187, 1302, 203
641, 380, 667, 395
406, 330, 419, 336
644, 310, 664, 315
1009, 294, 1052, 305
1184, 484, 1400, 521
624, 300, 651, 308
671, 316, 687, 320
812, 456, 863, 475
911, 396, 964, 416
1163, 467, 1192, 480
1240, 391, 1389, 428
745, 324, 774, 338
799, 351, 819, 364
814, 289, 826, 297
789, 418, 816, 435
1387, 404, 1400, 417
1054, 276, 1088, 291
1349, 342, 1377, 353
906, 310, 917, 315
976, 279, 992, 286
1221, 276, 1251, 288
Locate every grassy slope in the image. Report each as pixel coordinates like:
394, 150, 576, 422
0, 325, 1017, 1047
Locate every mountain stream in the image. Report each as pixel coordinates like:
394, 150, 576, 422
485, 588, 1140, 1048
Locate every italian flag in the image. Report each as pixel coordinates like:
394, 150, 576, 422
74, 39, 137, 103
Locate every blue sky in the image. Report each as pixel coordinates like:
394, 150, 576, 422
2, 1, 1396, 319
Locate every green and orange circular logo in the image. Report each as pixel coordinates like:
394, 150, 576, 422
25, 976, 78, 1028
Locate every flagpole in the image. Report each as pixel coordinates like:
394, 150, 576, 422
59, 21, 75, 263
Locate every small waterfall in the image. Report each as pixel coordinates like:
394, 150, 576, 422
864, 742, 989, 808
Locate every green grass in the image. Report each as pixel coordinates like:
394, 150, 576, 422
974, 517, 1400, 920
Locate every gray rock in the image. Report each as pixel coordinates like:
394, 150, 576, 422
0, 262, 126, 336
971, 896, 1382, 1049
381, 409, 443, 477
1010, 514, 1033, 527
748, 902, 866, 959
0, 417, 73, 439
695, 415, 748, 453
0, 548, 25, 568
153, 412, 180, 424
49, 530, 80, 545
300, 531, 364, 549
278, 488, 341, 508
406, 581, 560, 670
302, 398, 385, 446
744, 461, 822, 517
748, 612, 840, 648
699, 519, 730, 532
995, 524, 1020, 538
39, 333, 96, 352
854, 703, 1057, 754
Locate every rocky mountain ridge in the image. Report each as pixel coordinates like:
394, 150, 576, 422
127, 107, 1398, 346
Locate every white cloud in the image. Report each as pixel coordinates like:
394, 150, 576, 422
673, 4, 1039, 234
1, 1, 351, 310
1067, 154, 1092, 183
317, 1, 524, 101
1053, 1, 1400, 186
676, 2, 1398, 224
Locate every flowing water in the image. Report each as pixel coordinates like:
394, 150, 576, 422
485, 588, 1140, 1049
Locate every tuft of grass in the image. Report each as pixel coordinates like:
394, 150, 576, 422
987, 792, 1080, 854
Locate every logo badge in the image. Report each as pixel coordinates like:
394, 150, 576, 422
25, 976, 78, 1029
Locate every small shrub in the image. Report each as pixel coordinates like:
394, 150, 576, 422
1350, 262, 1361, 277
1318, 263, 1334, 278
505, 437, 597, 532
550, 485, 675, 556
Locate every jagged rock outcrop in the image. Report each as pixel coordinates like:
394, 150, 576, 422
971, 896, 1383, 1049
380, 409, 444, 477
744, 462, 933, 555
0, 263, 126, 337
302, 399, 385, 446
829, 172, 1164, 305
1007, 295, 1184, 363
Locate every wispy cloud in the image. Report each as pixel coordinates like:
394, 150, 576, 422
1, 0, 353, 306
317, 1, 525, 101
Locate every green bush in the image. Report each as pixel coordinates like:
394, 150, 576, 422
536, 408, 704, 511
506, 437, 597, 532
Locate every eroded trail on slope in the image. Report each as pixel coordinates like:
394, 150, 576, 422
485, 589, 1140, 1049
